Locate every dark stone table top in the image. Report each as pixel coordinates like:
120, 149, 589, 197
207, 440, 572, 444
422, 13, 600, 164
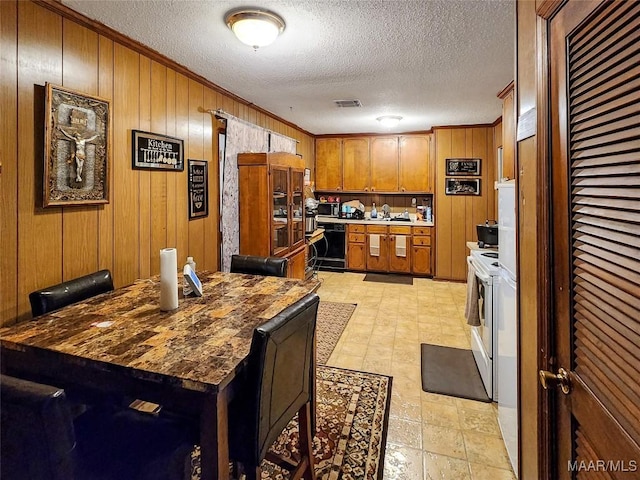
1, 271, 320, 394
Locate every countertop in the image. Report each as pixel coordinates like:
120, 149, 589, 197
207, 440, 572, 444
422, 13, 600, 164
316, 215, 434, 227
466, 241, 498, 252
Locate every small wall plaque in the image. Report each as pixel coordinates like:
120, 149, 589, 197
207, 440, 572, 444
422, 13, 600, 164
445, 178, 481, 196
132, 130, 184, 171
188, 159, 208, 219
445, 158, 481, 176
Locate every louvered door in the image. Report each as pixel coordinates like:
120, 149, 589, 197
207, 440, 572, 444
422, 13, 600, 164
550, 0, 640, 477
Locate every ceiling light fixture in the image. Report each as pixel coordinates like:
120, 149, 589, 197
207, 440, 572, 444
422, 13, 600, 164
225, 8, 285, 49
376, 115, 403, 128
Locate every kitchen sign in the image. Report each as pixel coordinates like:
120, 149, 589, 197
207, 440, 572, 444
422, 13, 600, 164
188, 159, 208, 219
445, 158, 481, 176
132, 130, 184, 171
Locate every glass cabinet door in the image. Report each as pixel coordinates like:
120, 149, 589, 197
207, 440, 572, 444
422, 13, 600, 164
290, 168, 305, 248
271, 166, 289, 255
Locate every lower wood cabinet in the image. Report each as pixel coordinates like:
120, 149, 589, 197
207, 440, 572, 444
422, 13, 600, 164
347, 225, 367, 270
365, 225, 411, 274
286, 246, 307, 279
412, 226, 432, 275
366, 225, 389, 271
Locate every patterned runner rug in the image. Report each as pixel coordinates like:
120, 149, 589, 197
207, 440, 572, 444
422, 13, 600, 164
316, 301, 357, 365
190, 366, 391, 480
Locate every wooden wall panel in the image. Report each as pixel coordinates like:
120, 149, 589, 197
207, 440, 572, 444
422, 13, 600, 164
98, 35, 114, 276
0, 0, 19, 324
435, 126, 494, 281
138, 56, 151, 279
149, 60, 168, 276
17, 1, 63, 321
1, 0, 317, 325
61, 20, 99, 282
112, 43, 139, 288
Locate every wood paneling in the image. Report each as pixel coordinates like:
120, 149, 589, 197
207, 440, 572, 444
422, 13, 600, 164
1, 1, 314, 325
434, 126, 495, 281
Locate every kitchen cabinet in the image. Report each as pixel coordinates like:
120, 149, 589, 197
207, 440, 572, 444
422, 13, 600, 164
499, 82, 515, 181
343, 137, 370, 191
388, 226, 412, 273
346, 224, 366, 270
412, 226, 433, 275
370, 137, 399, 192
315, 138, 343, 191
399, 135, 432, 192
238, 152, 306, 279
366, 225, 389, 271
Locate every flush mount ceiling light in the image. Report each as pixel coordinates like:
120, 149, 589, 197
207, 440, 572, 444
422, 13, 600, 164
225, 8, 285, 49
376, 115, 403, 128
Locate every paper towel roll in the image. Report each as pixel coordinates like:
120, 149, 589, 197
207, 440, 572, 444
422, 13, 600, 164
159, 248, 178, 311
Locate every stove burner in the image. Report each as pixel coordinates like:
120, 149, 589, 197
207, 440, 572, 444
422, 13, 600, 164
482, 252, 498, 258
492, 262, 499, 267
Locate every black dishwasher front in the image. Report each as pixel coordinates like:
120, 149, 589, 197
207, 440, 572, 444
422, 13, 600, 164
316, 222, 346, 271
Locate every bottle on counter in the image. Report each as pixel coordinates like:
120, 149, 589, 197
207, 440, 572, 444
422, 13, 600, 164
183, 256, 196, 296
371, 203, 377, 218
403, 209, 409, 219
426, 206, 432, 222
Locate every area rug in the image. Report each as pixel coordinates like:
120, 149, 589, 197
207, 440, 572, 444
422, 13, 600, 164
316, 301, 357, 364
420, 344, 491, 402
189, 366, 392, 480
363, 273, 413, 285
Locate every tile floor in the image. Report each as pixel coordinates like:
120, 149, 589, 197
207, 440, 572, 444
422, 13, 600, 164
317, 271, 515, 480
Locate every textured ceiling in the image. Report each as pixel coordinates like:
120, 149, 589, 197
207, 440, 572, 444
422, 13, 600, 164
62, 0, 515, 135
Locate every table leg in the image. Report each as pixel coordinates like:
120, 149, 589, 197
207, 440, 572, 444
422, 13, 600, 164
199, 388, 230, 480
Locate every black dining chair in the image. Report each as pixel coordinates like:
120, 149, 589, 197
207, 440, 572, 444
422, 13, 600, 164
228, 292, 320, 480
0, 374, 196, 480
230, 254, 289, 277
28, 269, 114, 317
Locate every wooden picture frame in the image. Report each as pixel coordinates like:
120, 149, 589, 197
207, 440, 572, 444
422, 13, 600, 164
44, 83, 110, 207
445, 158, 481, 176
132, 130, 184, 171
445, 178, 481, 195
188, 159, 208, 219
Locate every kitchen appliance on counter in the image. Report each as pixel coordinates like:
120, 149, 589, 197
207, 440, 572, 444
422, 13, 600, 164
467, 249, 500, 400
317, 202, 340, 217
496, 181, 518, 475
304, 213, 317, 234
477, 220, 498, 248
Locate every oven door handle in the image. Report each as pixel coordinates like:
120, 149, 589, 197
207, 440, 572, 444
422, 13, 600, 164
467, 256, 491, 283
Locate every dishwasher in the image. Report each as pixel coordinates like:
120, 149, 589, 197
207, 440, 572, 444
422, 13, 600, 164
316, 222, 346, 271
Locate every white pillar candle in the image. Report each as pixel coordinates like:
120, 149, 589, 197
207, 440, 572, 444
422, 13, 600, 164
159, 247, 178, 311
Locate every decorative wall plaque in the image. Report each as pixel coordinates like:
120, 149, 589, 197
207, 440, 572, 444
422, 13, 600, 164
132, 130, 184, 171
44, 83, 110, 207
445, 158, 481, 176
445, 178, 481, 195
188, 159, 208, 219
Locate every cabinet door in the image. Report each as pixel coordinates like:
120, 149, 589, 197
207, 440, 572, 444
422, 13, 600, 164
367, 233, 388, 271
343, 137, 370, 191
389, 233, 411, 273
370, 137, 398, 192
412, 246, 432, 275
290, 168, 305, 249
347, 243, 366, 270
399, 135, 431, 192
287, 247, 307, 279
270, 166, 289, 255
315, 138, 342, 191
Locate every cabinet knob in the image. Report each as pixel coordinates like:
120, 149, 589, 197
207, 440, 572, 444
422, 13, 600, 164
364, 187, 369, 192
371, 187, 375, 192
401, 187, 406, 192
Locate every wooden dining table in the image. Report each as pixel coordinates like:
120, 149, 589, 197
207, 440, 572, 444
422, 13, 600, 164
0, 271, 320, 479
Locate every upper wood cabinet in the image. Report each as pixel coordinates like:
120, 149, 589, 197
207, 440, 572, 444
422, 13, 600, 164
370, 137, 399, 192
343, 137, 370, 191
399, 135, 431, 192
499, 82, 515, 181
315, 138, 343, 191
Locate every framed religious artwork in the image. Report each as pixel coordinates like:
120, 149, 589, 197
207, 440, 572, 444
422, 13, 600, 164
43, 83, 111, 207
131, 130, 184, 171
188, 159, 209, 219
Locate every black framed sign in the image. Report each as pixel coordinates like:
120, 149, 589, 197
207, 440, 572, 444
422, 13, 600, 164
445, 178, 481, 195
188, 159, 208, 219
445, 158, 481, 176
132, 130, 184, 171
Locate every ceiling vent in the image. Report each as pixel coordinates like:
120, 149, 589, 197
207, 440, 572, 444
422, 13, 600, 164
334, 99, 362, 108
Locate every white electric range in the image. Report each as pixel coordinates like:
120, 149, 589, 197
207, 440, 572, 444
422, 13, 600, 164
467, 249, 500, 400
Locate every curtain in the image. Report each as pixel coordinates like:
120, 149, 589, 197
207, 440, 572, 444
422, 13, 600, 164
269, 132, 297, 154
221, 118, 269, 271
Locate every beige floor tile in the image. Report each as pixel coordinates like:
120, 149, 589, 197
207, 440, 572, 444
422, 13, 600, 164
423, 452, 471, 480
366, 343, 394, 360
362, 354, 393, 376
384, 444, 424, 479
469, 462, 517, 480
458, 407, 502, 436
327, 353, 364, 371
463, 431, 512, 470
387, 417, 422, 449
421, 391, 457, 406
422, 423, 467, 459
390, 394, 421, 421
340, 341, 369, 356
371, 324, 397, 338
455, 398, 495, 413
421, 400, 461, 428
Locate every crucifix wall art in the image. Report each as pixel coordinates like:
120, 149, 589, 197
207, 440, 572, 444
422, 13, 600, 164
43, 83, 110, 207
